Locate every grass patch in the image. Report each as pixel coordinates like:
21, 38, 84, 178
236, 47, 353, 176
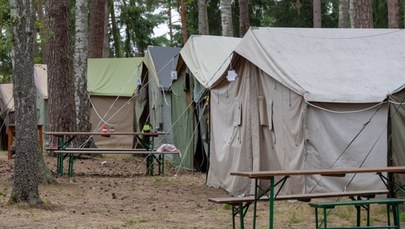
222, 204, 231, 210
152, 177, 176, 186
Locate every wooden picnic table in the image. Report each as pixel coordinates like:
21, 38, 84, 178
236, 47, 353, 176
44, 131, 175, 177
230, 166, 405, 229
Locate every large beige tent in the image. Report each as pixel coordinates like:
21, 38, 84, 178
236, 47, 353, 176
87, 58, 142, 148
207, 28, 405, 195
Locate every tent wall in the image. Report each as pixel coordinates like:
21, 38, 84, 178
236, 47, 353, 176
305, 103, 387, 193
90, 96, 134, 148
207, 58, 387, 195
389, 89, 405, 186
171, 70, 196, 169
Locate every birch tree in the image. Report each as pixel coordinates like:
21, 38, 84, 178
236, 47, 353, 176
220, 0, 233, 36
9, 0, 41, 205
338, 0, 350, 28
74, 0, 94, 147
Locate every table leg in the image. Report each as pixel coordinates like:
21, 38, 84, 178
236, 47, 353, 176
314, 208, 319, 229
269, 177, 275, 229
387, 204, 391, 226
68, 155, 74, 177
393, 204, 400, 228
146, 155, 154, 176
58, 154, 64, 176
355, 205, 361, 226
161, 154, 165, 175
239, 203, 245, 229
323, 208, 327, 228
232, 205, 236, 229
252, 179, 257, 229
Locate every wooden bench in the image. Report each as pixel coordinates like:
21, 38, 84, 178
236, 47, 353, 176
309, 198, 405, 229
208, 190, 390, 229
47, 148, 179, 177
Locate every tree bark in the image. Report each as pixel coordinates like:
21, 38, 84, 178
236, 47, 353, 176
89, 0, 106, 58
349, 0, 373, 28
9, 0, 42, 205
46, 0, 76, 134
220, 0, 233, 36
198, 0, 209, 35
103, 1, 109, 57
180, 0, 188, 44
387, 0, 399, 28
74, 0, 95, 148
338, 0, 350, 28
313, 0, 321, 28
239, 0, 249, 37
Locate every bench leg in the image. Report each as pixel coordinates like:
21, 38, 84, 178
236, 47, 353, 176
68, 155, 75, 177
57, 153, 64, 176
146, 154, 154, 176
393, 204, 400, 228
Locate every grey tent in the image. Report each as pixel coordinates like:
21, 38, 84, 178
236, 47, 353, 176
207, 28, 405, 195
135, 46, 180, 149
172, 35, 241, 171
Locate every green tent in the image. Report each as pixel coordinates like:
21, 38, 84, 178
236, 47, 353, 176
172, 35, 241, 171
87, 57, 142, 148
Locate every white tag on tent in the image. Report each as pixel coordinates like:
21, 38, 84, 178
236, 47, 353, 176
171, 71, 178, 80
227, 70, 237, 81
136, 78, 142, 85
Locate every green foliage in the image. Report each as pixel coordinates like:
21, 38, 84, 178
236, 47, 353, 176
0, 0, 12, 82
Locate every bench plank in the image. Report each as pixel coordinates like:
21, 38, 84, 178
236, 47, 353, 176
208, 189, 389, 204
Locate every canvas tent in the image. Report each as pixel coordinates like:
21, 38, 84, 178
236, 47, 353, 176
172, 35, 241, 171
206, 28, 405, 195
87, 57, 142, 148
135, 46, 180, 149
0, 64, 48, 150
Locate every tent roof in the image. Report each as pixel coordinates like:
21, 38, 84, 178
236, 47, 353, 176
34, 64, 48, 99
234, 27, 405, 103
143, 46, 181, 90
87, 57, 143, 97
0, 84, 14, 113
179, 35, 241, 88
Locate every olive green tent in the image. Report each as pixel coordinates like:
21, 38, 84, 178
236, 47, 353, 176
172, 35, 241, 171
87, 57, 142, 148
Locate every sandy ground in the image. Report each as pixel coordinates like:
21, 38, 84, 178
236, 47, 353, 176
0, 151, 399, 229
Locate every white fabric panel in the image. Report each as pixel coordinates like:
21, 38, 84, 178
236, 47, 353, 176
207, 60, 299, 195
236, 28, 405, 103
179, 35, 241, 88
305, 103, 388, 192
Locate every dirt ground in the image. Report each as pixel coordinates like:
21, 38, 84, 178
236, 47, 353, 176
0, 151, 399, 229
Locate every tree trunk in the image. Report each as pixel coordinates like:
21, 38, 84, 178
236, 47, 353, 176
313, 0, 321, 28
220, 0, 233, 36
168, 1, 174, 45
338, 0, 350, 28
9, 0, 41, 205
103, 1, 109, 57
46, 0, 76, 133
35, 0, 48, 64
74, 0, 95, 148
387, 0, 399, 28
349, 0, 373, 28
239, 0, 249, 37
180, 0, 188, 44
198, 0, 209, 35
89, 0, 106, 58
109, 0, 121, 57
